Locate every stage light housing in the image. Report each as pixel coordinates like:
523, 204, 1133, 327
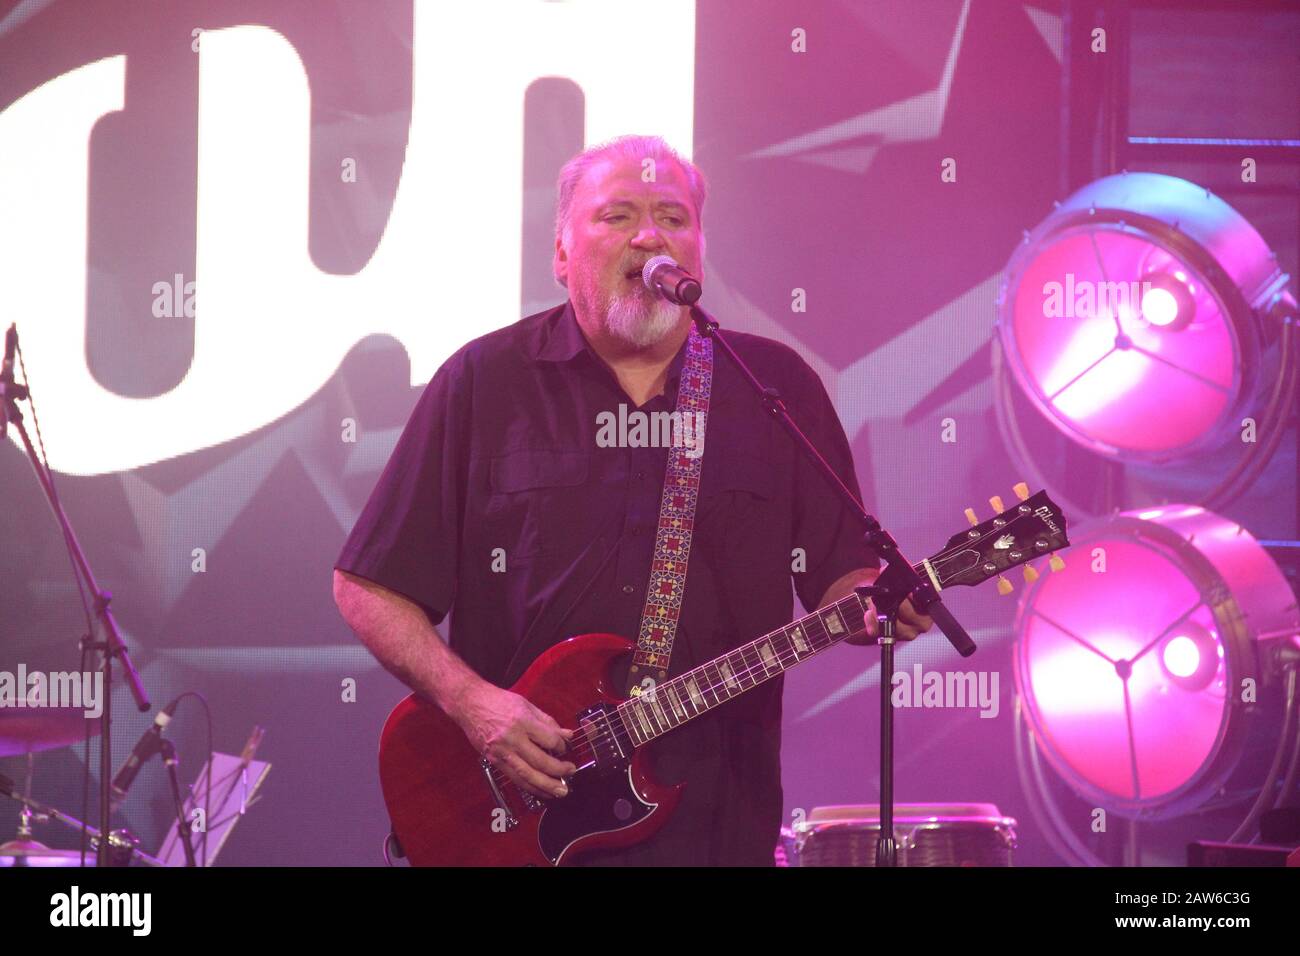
1012, 505, 1300, 820
996, 172, 1293, 463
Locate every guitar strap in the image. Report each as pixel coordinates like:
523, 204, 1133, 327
623, 323, 713, 698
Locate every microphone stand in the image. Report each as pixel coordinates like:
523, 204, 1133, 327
688, 304, 977, 867
0, 326, 151, 867
160, 739, 198, 866
0, 773, 165, 866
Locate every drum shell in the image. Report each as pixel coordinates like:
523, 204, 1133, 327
782, 804, 1019, 867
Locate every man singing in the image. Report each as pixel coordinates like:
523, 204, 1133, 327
333, 134, 933, 866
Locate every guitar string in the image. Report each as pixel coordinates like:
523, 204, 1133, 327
482, 508, 1057, 796
481, 586, 854, 787
483, 607, 850, 792
485, 571, 894, 792
481, 508, 1057, 795
483, 621, 840, 795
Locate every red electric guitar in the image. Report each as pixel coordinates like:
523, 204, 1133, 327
378, 484, 1069, 865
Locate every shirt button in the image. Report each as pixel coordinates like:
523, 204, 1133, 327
634, 471, 645, 480
622, 584, 635, 594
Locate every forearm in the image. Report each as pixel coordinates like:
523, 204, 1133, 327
332, 569, 483, 714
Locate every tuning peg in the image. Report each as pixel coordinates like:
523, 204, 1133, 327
989, 495, 1005, 514
964, 507, 979, 526
1013, 482, 1030, 501
1049, 554, 1066, 572
1023, 564, 1039, 583
996, 575, 1014, 595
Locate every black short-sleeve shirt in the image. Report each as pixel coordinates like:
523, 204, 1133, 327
336, 300, 877, 865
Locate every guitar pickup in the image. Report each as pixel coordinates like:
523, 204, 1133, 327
576, 704, 626, 771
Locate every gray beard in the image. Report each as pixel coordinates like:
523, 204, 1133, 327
603, 287, 682, 348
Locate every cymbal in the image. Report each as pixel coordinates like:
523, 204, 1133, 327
0, 709, 101, 757
0, 839, 93, 867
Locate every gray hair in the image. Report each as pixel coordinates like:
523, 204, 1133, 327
553, 134, 707, 246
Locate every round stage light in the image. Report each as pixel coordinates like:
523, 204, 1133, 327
1012, 505, 1299, 821
996, 172, 1295, 465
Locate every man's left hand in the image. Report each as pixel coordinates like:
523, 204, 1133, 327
847, 596, 934, 644
818, 567, 935, 645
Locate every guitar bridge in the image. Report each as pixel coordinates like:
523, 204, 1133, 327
480, 758, 520, 829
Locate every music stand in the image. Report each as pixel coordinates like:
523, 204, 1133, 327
156, 751, 271, 866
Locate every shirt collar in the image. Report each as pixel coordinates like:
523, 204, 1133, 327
533, 299, 692, 390
533, 300, 590, 363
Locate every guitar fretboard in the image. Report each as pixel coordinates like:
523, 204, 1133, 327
614, 592, 869, 748
605, 488, 1068, 752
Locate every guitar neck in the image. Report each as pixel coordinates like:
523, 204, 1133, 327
614, 583, 891, 748
610, 486, 1071, 750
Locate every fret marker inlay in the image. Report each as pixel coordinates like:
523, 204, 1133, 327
685, 679, 704, 708
650, 697, 669, 729
791, 626, 809, 654
720, 662, 739, 691
665, 686, 685, 720
634, 704, 653, 738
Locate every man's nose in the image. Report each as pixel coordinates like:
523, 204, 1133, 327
631, 223, 666, 248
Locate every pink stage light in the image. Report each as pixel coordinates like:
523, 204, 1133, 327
997, 172, 1292, 464
1013, 506, 1300, 819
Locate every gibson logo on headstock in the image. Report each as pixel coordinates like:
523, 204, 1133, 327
1033, 505, 1062, 536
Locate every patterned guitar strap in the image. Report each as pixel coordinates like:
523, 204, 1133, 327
623, 323, 713, 699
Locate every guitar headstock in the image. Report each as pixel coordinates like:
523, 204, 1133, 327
927, 482, 1070, 593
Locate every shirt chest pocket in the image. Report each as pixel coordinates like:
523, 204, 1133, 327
484, 450, 590, 560
699, 452, 775, 503
697, 454, 783, 567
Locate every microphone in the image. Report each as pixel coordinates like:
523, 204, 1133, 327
110, 696, 182, 805
642, 255, 702, 305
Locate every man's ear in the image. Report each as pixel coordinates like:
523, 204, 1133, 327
553, 233, 568, 288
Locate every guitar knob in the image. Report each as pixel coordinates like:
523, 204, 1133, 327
996, 576, 1014, 596
964, 507, 979, 527
1023, 564, 1039, 583
1049, 554, 1066, 572
989, 495, 1005, 514
1013, 482, 1030, 501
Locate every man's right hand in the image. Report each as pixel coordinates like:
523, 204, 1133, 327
454, 681, 577, 799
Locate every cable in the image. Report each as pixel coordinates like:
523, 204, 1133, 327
1013, 695, 1108, 866
79, 639, 91, 867
167, 691, 214, 866
1229, 666, 1297, 843
1205, 318, 1298, 511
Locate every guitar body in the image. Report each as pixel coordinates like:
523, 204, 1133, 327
378, 632, 683, 866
